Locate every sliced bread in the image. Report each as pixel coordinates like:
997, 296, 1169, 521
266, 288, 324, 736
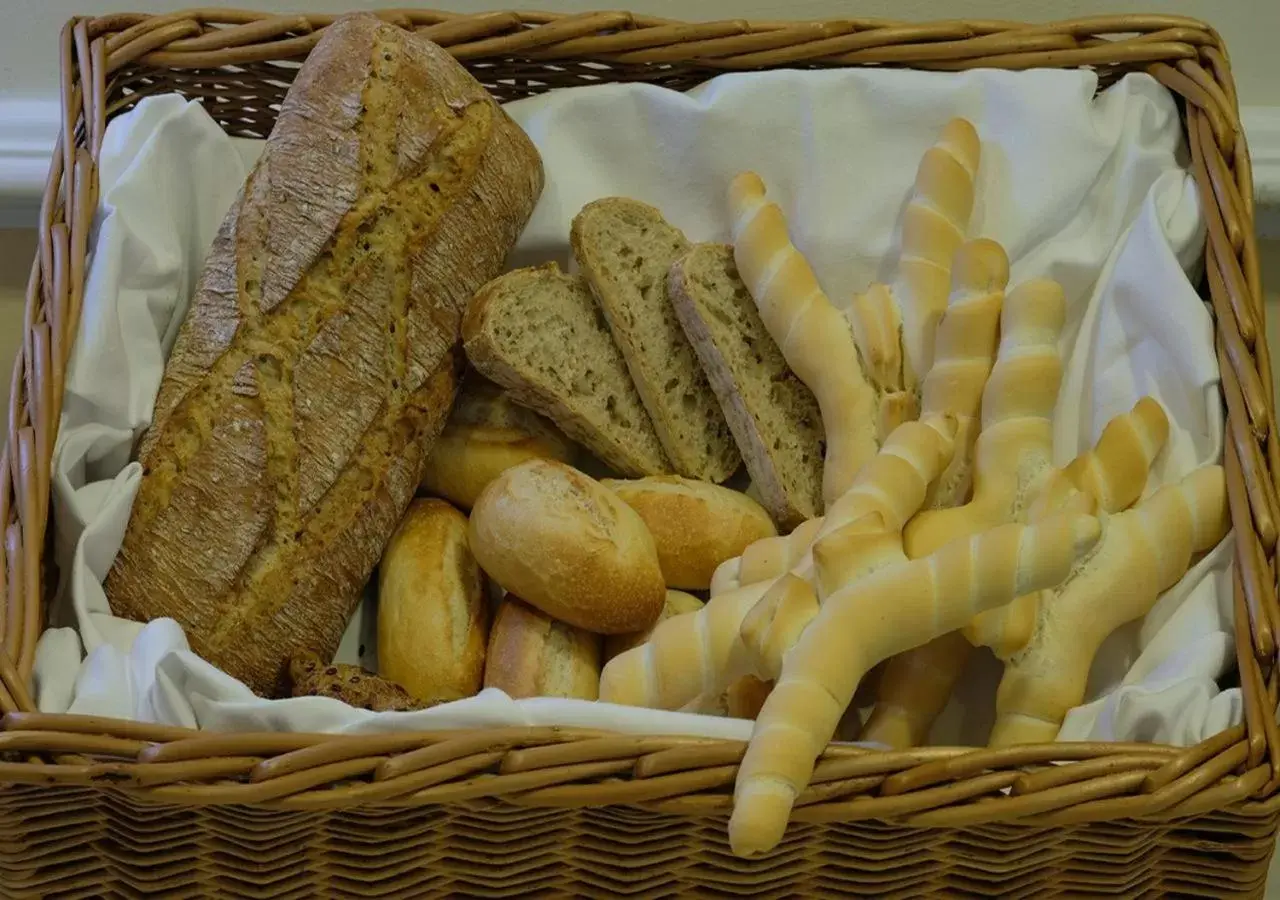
669, 243, 825, 527
462, 263, 671, 477
571, 198, 741, 483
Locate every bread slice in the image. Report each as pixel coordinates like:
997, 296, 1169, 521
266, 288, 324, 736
669, 243, 824, 528
462, 263, 670, 477
571, 198, 741, 483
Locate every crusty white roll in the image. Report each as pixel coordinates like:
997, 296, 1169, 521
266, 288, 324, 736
604, 589, 704, 662
421, 375, 577, 510
602, 476, 777, 590
378, 498, 489, 704
484, 595, 601, 700
469, 459, 666, 634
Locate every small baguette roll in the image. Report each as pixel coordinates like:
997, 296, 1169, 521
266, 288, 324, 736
601, 476, 778, 590
604, 589, 704, 662
485, 596, 601, 700
469, 459, 666, 634
378, 499, 489, 704
421, 376, 577, 510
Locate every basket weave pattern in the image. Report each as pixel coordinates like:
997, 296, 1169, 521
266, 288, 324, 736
2, 8, 1278, 896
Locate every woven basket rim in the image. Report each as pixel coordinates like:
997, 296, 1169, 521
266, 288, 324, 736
0, 8, 1274, 827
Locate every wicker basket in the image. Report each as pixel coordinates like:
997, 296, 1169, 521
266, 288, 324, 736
3, 8, 1277, 897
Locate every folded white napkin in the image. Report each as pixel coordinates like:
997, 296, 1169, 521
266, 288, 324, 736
36, 68, 1238, 749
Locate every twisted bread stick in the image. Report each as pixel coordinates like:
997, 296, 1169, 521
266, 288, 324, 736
740, 256, 1018, 729
711, 238, 1006, 596
919, 239, 1008, 509
861, 278, 1066, 748
990, 465, 1228, 746
862, 397, 1170, 747
740, 513, 907, 683
695, 243, 1006, 707
968, 396, 1171, 655
903, 278, 1067, 557
729, 513, 1103, 857
597, 417, 955, 712
730, 173, 878, 504
729, 119, 980, 505
892, 118, 982, 387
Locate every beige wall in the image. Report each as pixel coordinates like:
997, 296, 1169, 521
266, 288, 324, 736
1, 0, 1278, 107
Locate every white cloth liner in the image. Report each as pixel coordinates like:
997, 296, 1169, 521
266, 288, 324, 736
33, 67, 1242, 748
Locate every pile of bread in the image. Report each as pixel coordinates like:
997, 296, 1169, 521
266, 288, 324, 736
96, 14, 1229, 858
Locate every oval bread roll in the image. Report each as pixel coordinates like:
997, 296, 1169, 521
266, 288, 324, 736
378, 498, 489, 704
601, 476, 777, 590
484, 595, 601, 699
604, 589, 704, 662
469, 459, 666, 634
421, 375, 576, 510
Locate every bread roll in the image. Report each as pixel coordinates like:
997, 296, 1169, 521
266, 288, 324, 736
289, 652, 425, 712
601, 476, 777, 590
484, 596, 601, 699
378, 498, 488, 704
102, 14, 543, 696
731, 514, 1102, 858
421, 375, 576, 509
604, 589, 704, 662
469, 459, 665, 634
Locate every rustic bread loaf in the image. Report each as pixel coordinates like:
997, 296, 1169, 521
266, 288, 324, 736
420, 373, 577, 509
484, 595, 602, 700
468, 459, 666, 634
463, 263, 671, 477
377, 498, 489, 704
601, 475, 778, 590
668, 243, 825, 528
103, 14, 543, 696
572, 198, 741, 482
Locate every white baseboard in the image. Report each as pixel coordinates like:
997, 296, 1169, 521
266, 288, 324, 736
2, 95, 1279, 235
0, 99, 60, 229
1244, 107, 1280, 238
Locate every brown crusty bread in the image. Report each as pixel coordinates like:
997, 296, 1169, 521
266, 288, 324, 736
484, 595, 602, 700
420, 372, 577, 509
668, 243, 825, 528
463, 263, 670, 477
601, 475, 778, 591
377, 498, 489, 704
571, 198, 741, 483
468, 459, 667, 635
103, 14, 544, 697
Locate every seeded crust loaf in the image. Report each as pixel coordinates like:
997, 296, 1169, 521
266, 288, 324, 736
103, 14, 544, 697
